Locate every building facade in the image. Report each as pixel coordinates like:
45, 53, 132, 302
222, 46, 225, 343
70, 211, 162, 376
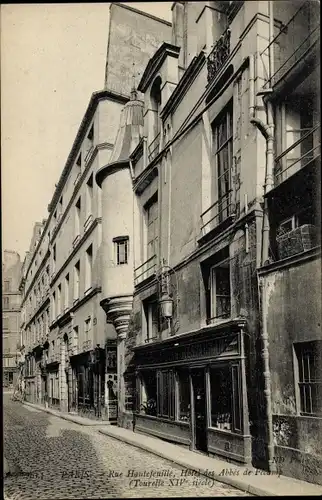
19, 3, 171, 421
2, 250, 22, 387
94, 0, 321, 485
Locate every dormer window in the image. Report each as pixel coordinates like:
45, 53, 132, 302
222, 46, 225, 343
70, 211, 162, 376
76, 153, 82, 167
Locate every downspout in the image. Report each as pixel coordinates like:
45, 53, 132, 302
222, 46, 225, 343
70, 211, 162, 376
249, 0, 276, 474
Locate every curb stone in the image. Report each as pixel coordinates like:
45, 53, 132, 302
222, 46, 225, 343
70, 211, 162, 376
22, 401, 111, 427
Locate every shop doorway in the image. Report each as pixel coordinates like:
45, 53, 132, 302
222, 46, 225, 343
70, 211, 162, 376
191, 369, 207, 453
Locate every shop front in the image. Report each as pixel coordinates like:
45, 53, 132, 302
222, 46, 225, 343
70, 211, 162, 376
133, 319, 251, 464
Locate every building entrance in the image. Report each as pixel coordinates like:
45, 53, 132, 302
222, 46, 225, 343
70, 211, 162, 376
191, 369, 207, 453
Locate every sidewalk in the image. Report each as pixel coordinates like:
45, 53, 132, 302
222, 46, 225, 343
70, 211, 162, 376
99, 426, 322, 497
22, 401, 110, 426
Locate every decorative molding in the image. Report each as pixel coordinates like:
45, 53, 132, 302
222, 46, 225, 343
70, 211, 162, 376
138, 42, 181, 93
100, 295, 133, 340
50, 217, 101, 287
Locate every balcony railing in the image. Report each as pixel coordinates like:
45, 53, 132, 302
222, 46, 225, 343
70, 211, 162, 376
260, 0, 320, 89
201, 191, 233, 236
148, 133, 160, 163
134, 255, 157, 286
207, 298, 231, 325
207, 28, 231, 83
274, 124, 320, 186
84, 146, 94, 165
73, 234, 81, 248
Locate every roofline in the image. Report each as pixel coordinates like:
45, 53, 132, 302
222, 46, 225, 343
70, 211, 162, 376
138, 42, 181, 93
111, 2, 172, 27
47, 89, 129, 214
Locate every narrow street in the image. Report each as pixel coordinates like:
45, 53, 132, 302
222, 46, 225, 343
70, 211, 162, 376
4, 394, 250, 499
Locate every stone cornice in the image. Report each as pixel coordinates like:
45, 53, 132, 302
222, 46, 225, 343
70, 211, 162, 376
49, 285, 101, 330
21, 250, 50, 307
24, 296, 50, 330
258, 246, 321, 276
47, 90, 128, 215
138, 42, 181, 93
160, 51, 206, 120
50, 217, 102, 287
50, 143, 112, 245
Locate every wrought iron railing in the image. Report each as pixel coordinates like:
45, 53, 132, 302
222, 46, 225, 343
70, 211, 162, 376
206, 297, 231, 325
274, 124, 320, 186
201, 191, 233, 236
134, 255, 157, 286
207, 28, 231, 83
148, 133, 160, 163
260, 0, 320, 89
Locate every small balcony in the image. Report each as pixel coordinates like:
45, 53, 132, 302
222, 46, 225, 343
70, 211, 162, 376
134, 255, 157, 286
274, 124, 320, 186
147, 133, 160, 163
73, 234, 81, 248
200, 191, 234, 239
84, 146, 94, 165
207, 27, 231, 84
260, 0, 320, 89
84, 214, 93, 233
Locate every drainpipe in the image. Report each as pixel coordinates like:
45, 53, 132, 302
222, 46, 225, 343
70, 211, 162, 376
249, 1, 276, 474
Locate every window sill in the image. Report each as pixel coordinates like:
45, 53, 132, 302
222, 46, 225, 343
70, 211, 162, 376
208, 425, 243, 436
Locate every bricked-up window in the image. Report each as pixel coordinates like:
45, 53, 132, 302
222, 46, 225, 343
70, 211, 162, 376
210, 364, 242, 432
177, 370, 190, 422
3, 296, 9, 309
212, 101, 233, 223
157, 370, 175, 420
295, 341, 322, 416
3, 316, 9, 330
140, 370, 157, 416
4, 280, 10, 292
114, 236, 129, 265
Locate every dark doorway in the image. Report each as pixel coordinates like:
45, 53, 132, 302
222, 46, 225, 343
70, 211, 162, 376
66, 370, 70, 412
191, 369, 207, 453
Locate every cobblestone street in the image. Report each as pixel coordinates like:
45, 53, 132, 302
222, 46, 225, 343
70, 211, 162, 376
4, 394, 251, 499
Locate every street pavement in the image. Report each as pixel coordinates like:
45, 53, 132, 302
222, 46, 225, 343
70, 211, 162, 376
4, 393, 251, 499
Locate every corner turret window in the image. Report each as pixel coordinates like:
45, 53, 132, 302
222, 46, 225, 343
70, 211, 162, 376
113, 236, 129, 265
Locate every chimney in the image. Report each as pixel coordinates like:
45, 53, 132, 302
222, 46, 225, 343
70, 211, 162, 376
171, 2, 186, 74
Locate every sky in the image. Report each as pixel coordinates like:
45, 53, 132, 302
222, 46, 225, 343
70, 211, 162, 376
1, 2, 172, 259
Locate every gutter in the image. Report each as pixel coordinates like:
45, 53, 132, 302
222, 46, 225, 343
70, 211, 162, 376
249, 1, 276, 474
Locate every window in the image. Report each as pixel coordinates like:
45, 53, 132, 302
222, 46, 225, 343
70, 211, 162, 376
210, 364, 242, 432
85, 125, 94, 161
295, 341, 322, 416
177, 370, 190, 422
53, 210, 57, 221
84, 317, 92, 341
85, 244, 93, 292
86, 174, 93, 221
52, 291, 56, 320
145, 193, 158, 261
57, 284, 61, 316
143, 296, 160, 342
52, 244, 56, 273
59, 195, 63, 212
76, 153, 82, 167
157, 370, 175, 419
114, 236, 129, 265
64, 274, 70, 311
74, 261, 80, 301
3, 317, 9, 330
4, 280, 10, 292
75, 197, 81, 240
209, 261, 231, 321
3, 297, 9, 309
140, 371, 157, 416
212, 102, 233, 223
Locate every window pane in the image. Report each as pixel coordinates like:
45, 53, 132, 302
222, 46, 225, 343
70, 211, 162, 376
210, 366, 232, 431
141, 371, 157, 416
178, 371, 190, 422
